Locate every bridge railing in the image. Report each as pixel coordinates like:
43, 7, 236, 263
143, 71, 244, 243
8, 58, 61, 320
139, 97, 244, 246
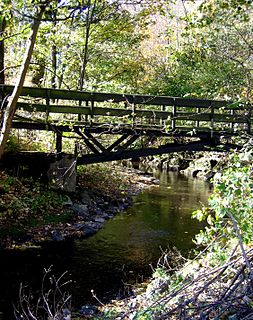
0, 85, 252, 135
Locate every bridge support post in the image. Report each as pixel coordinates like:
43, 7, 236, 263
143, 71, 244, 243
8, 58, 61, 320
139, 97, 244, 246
210, 103, 214, 138
247, 103, 251, 134
230, 109, 234, 132
172, 100, 176, 130
196, 107, 200, 127
56, 132, 62, 153
160, 105, 166, 126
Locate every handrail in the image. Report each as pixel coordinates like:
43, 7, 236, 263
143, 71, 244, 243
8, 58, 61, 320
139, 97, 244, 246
0, 84, 252, 135
0, 84, 243, 109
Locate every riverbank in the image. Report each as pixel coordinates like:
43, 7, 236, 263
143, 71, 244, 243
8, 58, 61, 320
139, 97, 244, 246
0, 167, 212, 320
0, 164, 158, 249
0, 149, 225, 250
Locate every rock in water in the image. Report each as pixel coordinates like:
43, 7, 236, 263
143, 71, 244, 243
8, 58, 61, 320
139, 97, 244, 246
80, 305, 97, 316
51, 230, 65, 242
47, 155, 77, 192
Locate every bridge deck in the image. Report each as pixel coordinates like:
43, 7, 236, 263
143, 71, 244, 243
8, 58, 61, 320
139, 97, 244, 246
0, 85, 252, 164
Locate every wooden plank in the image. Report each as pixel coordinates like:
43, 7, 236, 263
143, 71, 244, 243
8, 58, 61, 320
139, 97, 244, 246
174, 98, 233, 108
11, 120, 168, 137
0, 85, 174, 105
175, 112, 211, 121
173, 112, 250, 123
1, 84, 241, 109
11, 119, 250, 140
16, 102, 173, 119
214, 114, 249, 123
17, 102, 91, 115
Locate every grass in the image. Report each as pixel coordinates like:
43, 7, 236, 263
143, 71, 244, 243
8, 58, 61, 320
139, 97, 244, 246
77, 163, 130, 200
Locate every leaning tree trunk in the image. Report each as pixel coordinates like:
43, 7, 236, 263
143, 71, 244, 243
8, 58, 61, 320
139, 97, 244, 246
0, 16, 6, 85
0, 6, 45, 160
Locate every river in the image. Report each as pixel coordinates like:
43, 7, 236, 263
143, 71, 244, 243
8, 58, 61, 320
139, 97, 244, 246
0, 171, 211, 319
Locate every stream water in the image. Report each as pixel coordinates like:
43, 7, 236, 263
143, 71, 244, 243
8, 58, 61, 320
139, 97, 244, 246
0, 171, 211, 319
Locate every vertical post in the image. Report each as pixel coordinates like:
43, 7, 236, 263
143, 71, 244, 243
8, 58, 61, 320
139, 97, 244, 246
247, 102, 251, 134
132, 96, 136, 126
90, 95, 94, 124
172, 99, 176, 130
45, 91, 50, 136
46, 90, 50, 122
85, 100, 89, 122
160, 105, 165, 126
76, 100, 82, 156
74, 142, 78, 157
230, 109, 234, 132
78, 100, 82, 121
210, 103, 214, 138
196, 107, 200, 128
56, 130, 62, 153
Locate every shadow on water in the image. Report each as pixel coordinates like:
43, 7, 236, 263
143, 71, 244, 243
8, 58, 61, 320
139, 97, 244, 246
0, 172, 211, 319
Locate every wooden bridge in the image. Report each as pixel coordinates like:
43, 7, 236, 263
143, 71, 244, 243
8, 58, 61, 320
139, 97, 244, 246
0, 85, 252, 165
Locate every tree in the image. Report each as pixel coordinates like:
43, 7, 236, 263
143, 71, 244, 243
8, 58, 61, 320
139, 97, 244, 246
193, 0, 253, 100
31, 0, 167, 92
0, 0, 169, 158
138, 0, 253, 100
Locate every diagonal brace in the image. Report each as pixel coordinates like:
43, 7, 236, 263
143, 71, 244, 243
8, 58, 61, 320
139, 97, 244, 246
83, 132, 109, 154
116, 135, 139, 152
106, 134, 130, 152
75, 128, 100, 154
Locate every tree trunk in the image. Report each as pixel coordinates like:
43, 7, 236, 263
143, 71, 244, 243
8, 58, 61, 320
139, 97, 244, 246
51, 12, 57, 89
52, 43, 57, 89
0, 6, 45, 160
0, 16, 6, 84
79, 0, 95, 91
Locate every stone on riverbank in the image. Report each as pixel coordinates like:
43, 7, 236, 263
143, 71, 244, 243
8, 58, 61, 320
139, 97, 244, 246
47, 156, 77, 192
180, 155, 220, 180
71, 204, 89, 218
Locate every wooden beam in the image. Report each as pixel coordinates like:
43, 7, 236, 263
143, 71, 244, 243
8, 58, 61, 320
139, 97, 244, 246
76, 140, 241, 165
106, 134, 130, 152
16, 101, 173, 119
75, 128, 100, 154
117, 135, 139, 152
172, 102, 176, 130
56, 131, 62, 153
82, 132, 109, 154
15, 102, 251, 125
12, 121, 250, 140
1, 84, 237, 108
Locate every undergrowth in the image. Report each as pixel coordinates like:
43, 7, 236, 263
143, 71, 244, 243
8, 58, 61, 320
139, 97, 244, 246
0, 171, 71, 241
77, 163, 130, 200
